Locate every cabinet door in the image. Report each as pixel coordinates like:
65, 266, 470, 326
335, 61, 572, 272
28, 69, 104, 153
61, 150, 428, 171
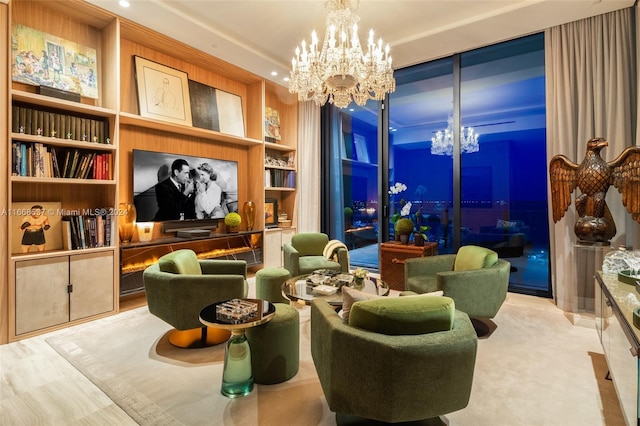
70, 251, 114, 321
281, 229, 296, 266
264, 230, 283, 268
15, 256, 70, 335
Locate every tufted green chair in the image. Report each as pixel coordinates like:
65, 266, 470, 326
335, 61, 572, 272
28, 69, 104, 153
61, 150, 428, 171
404, 245, 510, 335
143, 249, 248, 348
311, 296, 477, 423
283, 232, 349, 276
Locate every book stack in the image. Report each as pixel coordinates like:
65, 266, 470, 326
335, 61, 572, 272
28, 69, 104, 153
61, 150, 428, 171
264, 169, 296, 188
11, 104, 110, 143
11, 142, 113, 180
61, 212, 112, 250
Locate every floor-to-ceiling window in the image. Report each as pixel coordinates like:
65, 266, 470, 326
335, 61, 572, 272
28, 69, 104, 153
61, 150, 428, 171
459, 35, 549, 295
321, 101, 380, 269
322, 33, 551, 296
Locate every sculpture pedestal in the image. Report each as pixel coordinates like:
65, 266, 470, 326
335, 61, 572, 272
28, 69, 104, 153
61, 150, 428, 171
574, 244, 612, 313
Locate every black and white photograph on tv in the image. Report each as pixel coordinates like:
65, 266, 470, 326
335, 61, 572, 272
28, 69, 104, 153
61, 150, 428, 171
132, 149, 239, 223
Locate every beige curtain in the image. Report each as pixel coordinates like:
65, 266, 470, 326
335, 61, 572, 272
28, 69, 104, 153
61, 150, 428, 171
545, 7, 637, 312
296, 101, 321, 232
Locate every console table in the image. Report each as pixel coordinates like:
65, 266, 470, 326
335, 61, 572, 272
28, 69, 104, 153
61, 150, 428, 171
595, 271, 640, 425
380, 241, 438, 291
119, 231, 263, 296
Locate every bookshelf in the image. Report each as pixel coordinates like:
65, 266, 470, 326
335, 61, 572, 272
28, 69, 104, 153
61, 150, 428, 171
263, 84, 298, 268
0, 0, 299, 343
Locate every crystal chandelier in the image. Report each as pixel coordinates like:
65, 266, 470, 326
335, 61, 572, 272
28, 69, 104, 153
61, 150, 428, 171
430, 117, 480, 156
289, 0, 396, 109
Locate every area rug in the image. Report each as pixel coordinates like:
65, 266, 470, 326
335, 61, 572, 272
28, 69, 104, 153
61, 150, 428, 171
45, 292, 624, 426
45, 304, 334, 426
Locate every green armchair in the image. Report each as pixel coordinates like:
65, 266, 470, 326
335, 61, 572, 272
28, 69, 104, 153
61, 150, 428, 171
311, 297, 477, 423
143, 249, 248, 348
283, 232, 349, 276
404, 245, 510, 322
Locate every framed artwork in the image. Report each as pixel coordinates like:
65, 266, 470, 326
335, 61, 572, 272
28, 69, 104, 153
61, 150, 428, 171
11, 24, 99, 98
189, 79, 245, 137
264, 107, 281, 143
265, 198, 278, 228
11, 202, 63, 254
215, 89, 245, 137
134, 56, 192, 126
353, 133, 370, 163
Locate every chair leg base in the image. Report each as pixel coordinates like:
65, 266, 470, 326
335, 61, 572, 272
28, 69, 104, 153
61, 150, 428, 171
471, 317, 497, 338
336, 413, 445, 425
168, 327, 231, 348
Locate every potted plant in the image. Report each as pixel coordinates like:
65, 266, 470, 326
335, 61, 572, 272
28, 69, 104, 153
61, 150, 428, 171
224, 212, 242, 232
353, 267, 368, 289
394, 217, 414, 244
413, 225, 430, 247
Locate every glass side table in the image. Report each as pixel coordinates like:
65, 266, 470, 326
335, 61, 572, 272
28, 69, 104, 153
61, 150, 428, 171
199, 299, 276, 398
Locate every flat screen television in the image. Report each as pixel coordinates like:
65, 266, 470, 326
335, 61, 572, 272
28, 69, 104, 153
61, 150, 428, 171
132, 149, 239, 230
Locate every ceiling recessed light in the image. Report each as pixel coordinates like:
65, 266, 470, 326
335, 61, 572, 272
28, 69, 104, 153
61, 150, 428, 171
283, 77, 290, 82
119, 0, 130, 7
271, 71, 278, 76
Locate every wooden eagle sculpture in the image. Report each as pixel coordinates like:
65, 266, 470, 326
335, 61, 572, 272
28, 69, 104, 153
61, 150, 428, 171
549, 137, 640, 243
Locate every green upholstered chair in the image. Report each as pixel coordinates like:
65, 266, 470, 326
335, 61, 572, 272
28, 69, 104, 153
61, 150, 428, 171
311, 297, 477, 424
404, 245, 510, 332
143, 249, 248, 348
283, 232, 349, 276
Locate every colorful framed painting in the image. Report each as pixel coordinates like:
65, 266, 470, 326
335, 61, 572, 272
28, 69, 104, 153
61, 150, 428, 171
134, 56, 192, 126
11, 202, 63, 254
11, 24, 99, 98
265, 198, 278, 228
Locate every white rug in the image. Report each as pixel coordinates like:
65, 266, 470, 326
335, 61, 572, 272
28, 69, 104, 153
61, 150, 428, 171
45, 293, 624, 426
46, 303, 334, 426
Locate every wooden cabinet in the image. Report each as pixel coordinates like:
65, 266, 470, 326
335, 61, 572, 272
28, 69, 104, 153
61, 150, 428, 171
264, 227, 296, 268
5, 0, 119, 342
1, 0, 298, 343
380, 241, 439, 291
14, 250, 114, 336
595, 272, 640, 425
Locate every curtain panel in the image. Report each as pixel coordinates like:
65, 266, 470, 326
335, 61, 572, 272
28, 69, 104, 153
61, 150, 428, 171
297, 102, 321, 232
545, 7, 637, 312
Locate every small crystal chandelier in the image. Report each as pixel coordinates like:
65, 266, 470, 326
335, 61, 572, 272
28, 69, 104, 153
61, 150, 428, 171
289, 0, 396, 109
430, 117, 480, 156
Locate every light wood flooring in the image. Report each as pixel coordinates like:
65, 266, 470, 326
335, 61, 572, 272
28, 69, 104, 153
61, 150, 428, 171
0, 290, 628, 426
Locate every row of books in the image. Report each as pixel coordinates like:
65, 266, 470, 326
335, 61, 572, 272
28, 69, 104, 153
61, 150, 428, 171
264, 169, 296, 188
11, 104, 110, 144
12, 142, 113, 180
62, 214, 113, 250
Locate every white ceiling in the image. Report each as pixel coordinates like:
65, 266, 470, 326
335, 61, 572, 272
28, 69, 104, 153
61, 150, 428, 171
87, 0, 634, 89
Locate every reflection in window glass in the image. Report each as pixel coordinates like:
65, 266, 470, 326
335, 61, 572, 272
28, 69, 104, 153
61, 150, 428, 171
460, 34, 549, 295
322, 33, 550, 296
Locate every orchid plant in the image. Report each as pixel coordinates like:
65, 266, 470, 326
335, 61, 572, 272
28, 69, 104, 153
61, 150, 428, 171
389, 182, 411, 224
389, 181, 430, 242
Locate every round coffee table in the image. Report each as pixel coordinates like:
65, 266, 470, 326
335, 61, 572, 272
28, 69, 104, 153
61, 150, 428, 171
199, 298, 276, 398
282, 273, 389, 306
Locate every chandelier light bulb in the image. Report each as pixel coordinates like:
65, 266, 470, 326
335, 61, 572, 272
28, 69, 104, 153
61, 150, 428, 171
289, 0, 395, 109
